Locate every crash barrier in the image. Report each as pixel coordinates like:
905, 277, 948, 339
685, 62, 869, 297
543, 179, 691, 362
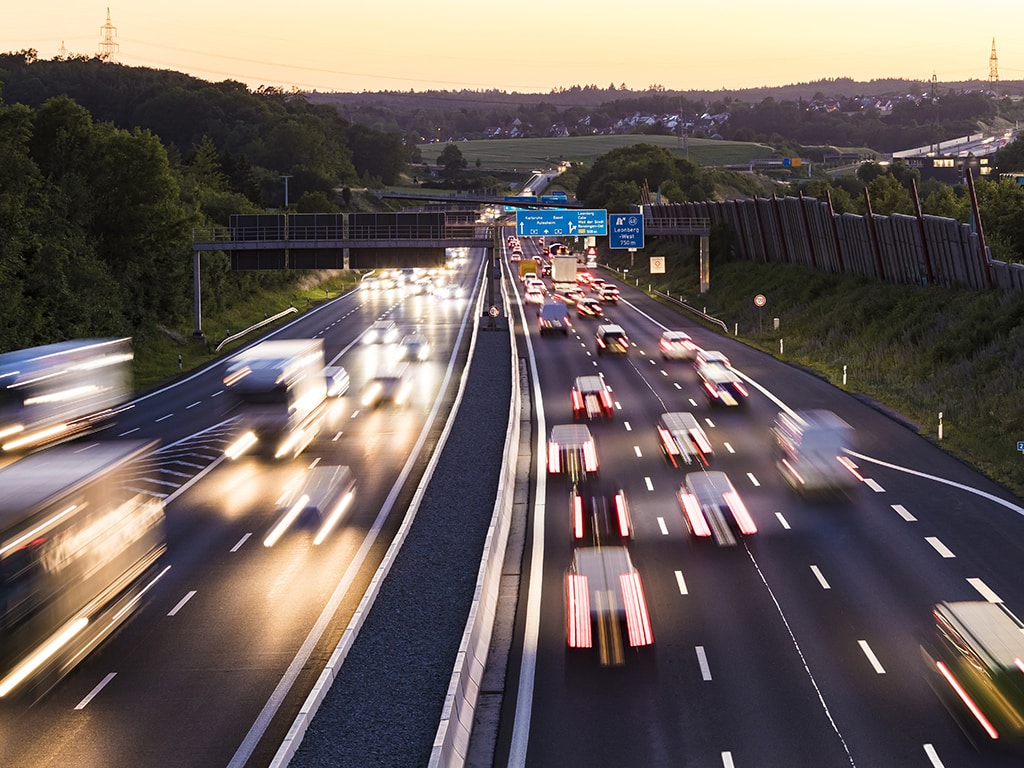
647, 197, 1024, 292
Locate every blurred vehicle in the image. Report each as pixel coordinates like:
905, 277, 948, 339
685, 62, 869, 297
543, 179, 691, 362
571, 375, 614, 419
560, 287, 585, 305
595, 324, 629, 355
694, 349, 748, 406
657, 412, 713, 467
361, 276, 381, 291
264, 464, 356, 547
677, 471, 757, 546
575, 270, 594, 285
659, 330, 698, 361
525, 286, 545, 305
548, 242, 570, 258
362, 320, 400, 345
547, 424, 599, 482
525, 278, 545, 293
539, 261, 551, 277
0, 338, 133, 454
518, 259, 539, 282
565, 546, 653, 667
222, 339, 330, 460
922, 600, 1024, 747
538, 303, 571, 336
397, 333, 431, 362
0, 441, 166, 698
570, 486, 632, 544
551, 254, 579, 290
598, 285, 621, 303
576, 298, 604, 319
772, 410, 862, 496
324, 366, 350, 397
361, 364, 413, 407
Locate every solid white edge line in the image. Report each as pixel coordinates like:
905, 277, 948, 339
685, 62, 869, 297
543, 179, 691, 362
74, 672, 117, 710
259, 253, 487, 768
858, 639, 886, 673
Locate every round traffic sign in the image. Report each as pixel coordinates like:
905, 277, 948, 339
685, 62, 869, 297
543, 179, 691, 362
488, 305, 500, 318
754, 294, 767, 307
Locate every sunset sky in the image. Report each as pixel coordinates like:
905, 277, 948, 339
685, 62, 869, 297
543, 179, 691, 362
4, 2, 1022, 94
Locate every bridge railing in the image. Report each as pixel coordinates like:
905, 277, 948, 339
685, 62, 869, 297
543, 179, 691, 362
192, 224, 492, 244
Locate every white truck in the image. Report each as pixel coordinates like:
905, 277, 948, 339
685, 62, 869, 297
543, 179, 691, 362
551, 254, 578, 292
223, 339, 341, 460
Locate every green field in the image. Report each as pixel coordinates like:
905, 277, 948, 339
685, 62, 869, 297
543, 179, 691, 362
416, 135, 775, 170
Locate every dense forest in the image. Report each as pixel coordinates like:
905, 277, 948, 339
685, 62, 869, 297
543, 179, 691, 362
0, 52, 412, 352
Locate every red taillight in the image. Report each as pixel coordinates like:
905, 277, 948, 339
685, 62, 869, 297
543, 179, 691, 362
571, 389, 584, 413
582, 440, 599, 472
680, 491, 712, 537
572, 492, 585, 539
704, 381, 719, 398
837, 455, 864, 481
620, 572, 653, 647
567, 574, 592, 648
600, 391, 613, 413
614, 492, 631, 537
734, 382, 749, 398
723, 490, 757, 534
658, 426, 678, 456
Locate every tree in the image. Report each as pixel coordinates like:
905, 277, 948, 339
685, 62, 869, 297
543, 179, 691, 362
438, 142, 466, 184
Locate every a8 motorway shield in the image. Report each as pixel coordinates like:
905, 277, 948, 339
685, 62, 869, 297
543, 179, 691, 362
516, 209, 607, 237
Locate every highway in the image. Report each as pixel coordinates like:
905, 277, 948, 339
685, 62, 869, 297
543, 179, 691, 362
0, 255, 485, 768
494, 235, 1024, 768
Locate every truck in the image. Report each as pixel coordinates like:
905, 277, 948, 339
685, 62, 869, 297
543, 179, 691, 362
518, 259, 539, 282
223, 339, 335, 460
551, 254, 578, 291
0, 338, 133, 454
0, 440, 166, 698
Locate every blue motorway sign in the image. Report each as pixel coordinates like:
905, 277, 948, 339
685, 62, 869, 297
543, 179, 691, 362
516, 209, 607, 237
609, 213, 645, 249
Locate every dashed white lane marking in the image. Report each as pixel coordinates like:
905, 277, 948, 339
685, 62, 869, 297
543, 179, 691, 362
623, 421, 632, 431
858, 640, 886, 673
156, 413, 174, 423
645, 477, 654, 491
657, 517, 669, 535
864, 478, 885, 492
75, 673, 117, 710
675, 570, 688, 594
119, 427, 140, 436
892, 504, 916, 521
230, 533, 252, 553
747, 472, 760, 487
634, 446, 642, 457
810, 565, 831, 589
968, 578, 1002, 603
923, 743, 945, 767
186, 401, 202, 409
167, 590, 197, 617
925, 536, 956, 558
775, 512, 791, 530
724, 442, 735, 453
696, 646, 712, 680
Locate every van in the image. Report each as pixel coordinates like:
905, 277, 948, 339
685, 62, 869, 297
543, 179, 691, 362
538, 303, 571, 335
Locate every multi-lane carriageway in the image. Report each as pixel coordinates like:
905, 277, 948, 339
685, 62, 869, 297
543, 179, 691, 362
490, 234, 1024, 768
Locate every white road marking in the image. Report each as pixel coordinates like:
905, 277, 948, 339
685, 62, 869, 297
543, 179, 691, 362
967, 578, 1003, 603
118, 427, 140, 436
657, 517, 669, 535
332, 431, 343, 441
74, 443, 97, 453
155, 413, 174, 423
864, 478, 885, 492
722, 754, 735, 768
623, 421, 632, 432
74, 673, 117, 710
661, 370, 668, 376
923, 744, 945, 767
688, 398, 698, 407
674, 383, 682, 390
186, 401, 202, 409
892, 504, 916, 521
858, 640, 886, 673
211, 390, 224, 397
747, 472, 760, 487
705, 418, 715, 428
675, 570, 688, 595
925, 537, 956, 558
634, 446, 642, 457
645, 477, 654, 491
230, 533, 252, 553
724, 442, 735, 453
696, 646, 712, 680
810, 565, 831, 589
775, 512, 791, 530
167, 590, 197, 617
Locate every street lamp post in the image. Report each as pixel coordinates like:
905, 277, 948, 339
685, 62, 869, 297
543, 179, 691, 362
280, 175, 293, 208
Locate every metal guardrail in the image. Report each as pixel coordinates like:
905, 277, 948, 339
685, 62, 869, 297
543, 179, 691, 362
213, 306, 298, 352
651, 289, 728, 333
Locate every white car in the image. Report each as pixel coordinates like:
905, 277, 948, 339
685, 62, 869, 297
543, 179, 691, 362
397, 333, 430, 362
677, 471, 757, 546
659, 331, 698, 360
363, 320, 399, 345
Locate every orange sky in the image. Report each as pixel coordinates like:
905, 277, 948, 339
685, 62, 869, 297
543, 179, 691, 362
4, 3, 1021, 93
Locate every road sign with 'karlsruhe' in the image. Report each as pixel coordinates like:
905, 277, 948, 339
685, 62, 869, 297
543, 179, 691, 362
609, 214, 644, 249
516, 209, 607, 237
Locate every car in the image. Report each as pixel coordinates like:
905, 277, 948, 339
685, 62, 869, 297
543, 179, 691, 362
575, 270, 594, 285
363, 319, 399, 345
360, 364, 412, 407
520, 270, 538, 284
525, 277, 545, 292
576, 297, 604, 319
694, 350, 748, 406
565, 546, 653, 666
525, 286, 545, 305
595, 324, 629, 355
361, 276, 381, 291
560, 287, 585, 305
598, 285, 620, 302
571, 375, 614, 419
922, 600, 1024, 746
772, 410, 862, 496
677, 471, 757, 546
659, 330, 698, 360
324, 366, 351, 397
569, 486, 632, 544
397, 333, 430, 362
539, 261, 552, 277
538, 302, 571, 335
547, 424, 599, 481
657, 412, 713, 467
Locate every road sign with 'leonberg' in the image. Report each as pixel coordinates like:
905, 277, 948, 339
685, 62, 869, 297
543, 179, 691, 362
609, 214, 644, 249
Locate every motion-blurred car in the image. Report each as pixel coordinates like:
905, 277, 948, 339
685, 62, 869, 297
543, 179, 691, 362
525, 286, 545, 305
576, 297, 604, 319
264, 464, 356, 547
363, 319, 399, 345
538, 303, 571, 336
694, 349, 748, 406
324, 366, 350, 397
570, 486, 632, 544
659, 330, 698, 361
598, 285, 620, 302
657, 412, 713, 467
922, 600, 1024, 747
565, 546, 653, 667
360, 364, 412, 407
677, 471, 757, 546
571, 375, 614, 420
772, 410, 862, 496
539, 261, 551, 277
547, 424, 599, 481
595, 324, 629, 355
560, 287, 585, 305
397, 333, 430, 362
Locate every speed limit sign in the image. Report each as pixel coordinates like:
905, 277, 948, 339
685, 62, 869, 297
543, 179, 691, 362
754, 294, 767, 307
